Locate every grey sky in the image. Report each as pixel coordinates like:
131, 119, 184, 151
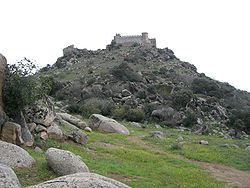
0, 0, 249, 92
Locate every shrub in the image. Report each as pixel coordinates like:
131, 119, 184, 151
191, 78, 222, 98
112, 106, 127, 120
125, 108, 145, 122
172, 89, 193, 109
171, 142, 183, 150
4, 58, 51, 117
110, 62, 143, 82
80, 98, 114, 118
183, 110, 197, 127
67, 103, 81, 114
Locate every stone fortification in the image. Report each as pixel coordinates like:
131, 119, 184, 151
113, 32, 156, 48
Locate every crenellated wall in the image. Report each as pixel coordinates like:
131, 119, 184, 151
113, 32, 156, 48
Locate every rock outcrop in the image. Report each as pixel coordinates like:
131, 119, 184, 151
24, 98, 55, 127
89, 114, 130, 135
0, 141, 35, 168
0, 54, 6, 131
45, 148, 89, 175
28, 172, 131, 188
0, 163, 21, 188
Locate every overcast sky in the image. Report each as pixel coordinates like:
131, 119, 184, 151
0, 0, 249, 92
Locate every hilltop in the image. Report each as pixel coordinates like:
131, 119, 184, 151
41, 42, 250, 137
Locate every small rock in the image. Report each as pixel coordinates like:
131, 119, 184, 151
34, 147, 43, 153
39, 131, 48, 140
176, 136, 184, 142
84, 127, 92, 132
245, 146, 250, 151
199, 140, 209, 145
121, 89, 132, 97
231, 144, 240, 149
27, 123, 36, 132
220, 144, 229, 147
47, 123, 63, 140
35, 125, 47, 133
69, 130, 88, 145
131, 122, 141, 128
150, 131, 164, 139
154, 124, 162, 129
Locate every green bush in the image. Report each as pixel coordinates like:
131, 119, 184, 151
4, 59, 51, 117
80, 98, 114, 118
172, 89, 193, 109
125, 108, 145, 122
183, 110, 197, 127
112, 106, 145, 122
112, 106, 127, 120
110, 62, 143, 82
66, 103, 81, 114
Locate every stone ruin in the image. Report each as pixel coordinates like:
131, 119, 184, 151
112, 32, 156, 48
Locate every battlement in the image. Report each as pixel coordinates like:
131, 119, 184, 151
112, 32, 156, 48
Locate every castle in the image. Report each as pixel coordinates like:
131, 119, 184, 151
112, 32, 156, 48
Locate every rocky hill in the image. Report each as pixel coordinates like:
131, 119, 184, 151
41, 44, 250, 137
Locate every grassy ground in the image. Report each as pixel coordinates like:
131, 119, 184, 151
15, 123, 250, 188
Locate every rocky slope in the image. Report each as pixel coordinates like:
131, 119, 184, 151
41, 45, 250, 137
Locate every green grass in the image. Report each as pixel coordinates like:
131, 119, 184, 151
15, 124, 250, 187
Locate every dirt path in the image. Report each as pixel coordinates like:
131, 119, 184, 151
193, 161, 250, 188
127, 136, 250, 188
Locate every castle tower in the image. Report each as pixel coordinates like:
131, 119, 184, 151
142, 32, 148, 40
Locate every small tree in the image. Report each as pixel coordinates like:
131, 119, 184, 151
3, 58, 51, 118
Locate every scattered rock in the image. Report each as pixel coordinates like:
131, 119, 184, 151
39, 131, 48, 140
0, 141, 35, 168
89, 114, 130, 135
245, 146, 250, 151
47, 123, 63, 140
131, 122, 141, 128
69, 130, 88, 145
154, 124, 162, 129
35, 125, 47, 133
34, 147, 43, 153
121, 89, 132, 97
0, 122, 23, 145
176, 136, 184, 142
28, 172, 131, 188
199, 140, 209, 145
45, 148, 89, 175
57, 113, 87, 130
0, 163, 21, 188
84, 126, 92, 132
231, 144, 240, 149
150, 131, 164, 139
27, 123, 36, 132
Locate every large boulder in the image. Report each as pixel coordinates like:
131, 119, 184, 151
24, 97, 55, 127
89, 114, 130, 135
0, 54, 6, 129
151, 107, 182, 126
28, 172, 131, 188
45, 148, 89, 175
0, 141, 35, 168
0, 122, 24, 145
0, 163, 21, 188
57, 113, 87, 129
